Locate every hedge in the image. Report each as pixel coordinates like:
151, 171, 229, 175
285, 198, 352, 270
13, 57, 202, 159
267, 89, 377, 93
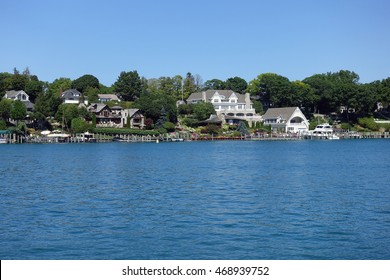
92, 127, 163, 136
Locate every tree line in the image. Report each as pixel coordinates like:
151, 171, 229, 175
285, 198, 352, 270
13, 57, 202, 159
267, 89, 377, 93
1, 67, 390, 131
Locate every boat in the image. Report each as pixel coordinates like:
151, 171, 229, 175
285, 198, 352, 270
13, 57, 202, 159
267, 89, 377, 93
47, 133, 71, 143
82, 132, 97, 142
306, 123, 340, 140
0, 138, 7, 144
171, 138, 184, 142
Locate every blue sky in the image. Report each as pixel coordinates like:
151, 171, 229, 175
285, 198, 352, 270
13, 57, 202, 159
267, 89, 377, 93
1, 0, 389, 86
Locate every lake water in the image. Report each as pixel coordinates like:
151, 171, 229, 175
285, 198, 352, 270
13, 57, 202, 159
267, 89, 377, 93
1, 140, 389, 260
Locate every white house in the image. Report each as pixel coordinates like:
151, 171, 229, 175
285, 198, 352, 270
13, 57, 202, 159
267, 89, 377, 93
186, 90, 262, 126
61, 89, 88, 105
262, 107, 309, 133
4, 90, 34, 111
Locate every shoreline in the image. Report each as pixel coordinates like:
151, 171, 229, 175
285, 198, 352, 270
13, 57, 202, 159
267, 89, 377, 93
1, 130, 389, 144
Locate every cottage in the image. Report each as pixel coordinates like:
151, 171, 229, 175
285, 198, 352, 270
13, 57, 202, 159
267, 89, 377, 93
262, 107, 309, 133
4, 90, 34, 111
186, 90, 262, 126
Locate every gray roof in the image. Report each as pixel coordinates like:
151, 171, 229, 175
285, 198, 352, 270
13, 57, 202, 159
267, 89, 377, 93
5, 90, 29, 99
128, 109, 142, 118
88, 103, 109, 113
262, 107, 299, 120
62, 89, 82, 100
98, 94, 120, 101
187, 90, 248, 104
22, 100, 34, 110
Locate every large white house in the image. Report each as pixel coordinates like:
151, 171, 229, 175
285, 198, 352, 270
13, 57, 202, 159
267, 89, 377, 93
186, 90, 262, 126
262, 107, 309, 133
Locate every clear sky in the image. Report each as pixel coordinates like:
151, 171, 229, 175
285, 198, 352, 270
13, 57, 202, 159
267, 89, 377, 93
1, 0, 389, 86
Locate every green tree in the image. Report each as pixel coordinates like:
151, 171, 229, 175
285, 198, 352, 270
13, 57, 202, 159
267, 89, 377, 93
291, 81, 318, 113
247, 73, 292, 108
55, 104, 80, 129
203, 79, 226, 90
172, 75, 183, 100
84, 86, 100, 103
192, 102, 216, 121
71, 74, 100, 93
0, 98, 13, 121
11, 100, 27, 124
10, 72, 28, 91
303, 70, 361, 115
48, 77, 72, 96
113, 70, 142, 101
71, 117, 92, 133
183, 72, 197, 100
225, 77, 247, 93
25, 78, 45, 102
133, 92, 177, 123
0, 72, 13, 96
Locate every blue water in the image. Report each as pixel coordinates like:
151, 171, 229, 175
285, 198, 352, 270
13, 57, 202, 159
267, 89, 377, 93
0, 140, 389, 259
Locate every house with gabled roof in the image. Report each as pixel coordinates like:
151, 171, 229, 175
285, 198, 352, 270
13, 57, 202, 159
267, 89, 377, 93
88, 103, 122, 127
61, 89, 88, 105
262, 107, 309, 133
4, 90, 34, 111
186, 90, 262, 126
88, 103, 144, 128
122, 108, 145, 129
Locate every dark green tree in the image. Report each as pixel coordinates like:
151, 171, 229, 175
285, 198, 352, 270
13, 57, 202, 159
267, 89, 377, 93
236, 121, 249, 135
113, 70, 142, 101
192, 102, 216, 121
11, 100, 27, 124
247, 73, 292, 108
48, 77, 72, 97
71, 74, 100, 93
133, 92, 177, 123
183, 72, 197, 100
225, 76, 248, 93
203, 79, 226, 90
0, 72, 13, 96
84, 86, 100, 103
25, 78, 45, 102
0, 98, 13, 121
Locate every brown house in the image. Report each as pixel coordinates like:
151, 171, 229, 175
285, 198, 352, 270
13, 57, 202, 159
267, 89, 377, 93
88, 103, 121, 127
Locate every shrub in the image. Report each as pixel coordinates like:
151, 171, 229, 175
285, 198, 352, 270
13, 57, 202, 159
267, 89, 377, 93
163, 121, 176, 132
358, 117, 380, 131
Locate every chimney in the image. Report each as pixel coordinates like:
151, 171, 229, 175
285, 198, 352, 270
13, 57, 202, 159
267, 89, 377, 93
202, 91, 207, 102
245, 92, 251, 109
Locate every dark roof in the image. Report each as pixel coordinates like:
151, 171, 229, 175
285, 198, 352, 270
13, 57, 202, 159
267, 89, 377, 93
62, 89, 82, 99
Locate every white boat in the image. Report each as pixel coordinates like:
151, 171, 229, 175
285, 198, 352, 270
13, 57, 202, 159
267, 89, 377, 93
307, 123, 340, 140
0, 138, 7, 144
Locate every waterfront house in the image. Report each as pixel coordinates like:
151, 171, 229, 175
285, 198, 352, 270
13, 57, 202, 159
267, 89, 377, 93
61, 89, 88, 105
121, 109, 145, 129
88, 103, 145, 128
88, 103, 122, 127
262, 107, 309, 133
186, 90, 262, 126
4, 90, 34, 111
